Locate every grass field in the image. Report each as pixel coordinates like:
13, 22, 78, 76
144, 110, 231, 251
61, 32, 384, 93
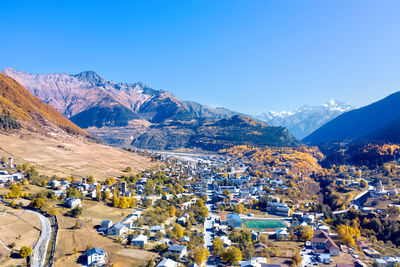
243, 220, 286, 230
54, 200, 157, 266
0, 130, 155, 179
0, 204, 41, 266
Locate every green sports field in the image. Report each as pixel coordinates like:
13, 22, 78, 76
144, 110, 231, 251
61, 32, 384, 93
243, 220, 286, 230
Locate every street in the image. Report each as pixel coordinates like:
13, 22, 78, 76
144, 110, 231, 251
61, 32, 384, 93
27, 210, 52, 267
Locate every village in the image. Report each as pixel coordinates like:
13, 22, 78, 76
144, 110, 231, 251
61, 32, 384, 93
1, 150, 400, 267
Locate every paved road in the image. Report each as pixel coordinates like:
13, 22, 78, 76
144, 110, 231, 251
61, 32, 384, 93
204, 179, 218, 267
27, 210, 52, 267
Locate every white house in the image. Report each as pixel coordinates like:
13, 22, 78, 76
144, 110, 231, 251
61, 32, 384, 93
64, 197, 82, 209
167, 244, 187, 258
131, 234, 147, 248
107, 222, 128, 236
86, 247, 106, 266
156, 258, 178, 267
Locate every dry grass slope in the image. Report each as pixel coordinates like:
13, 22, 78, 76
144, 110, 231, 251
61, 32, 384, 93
0, 130, 155, 179
0, 73, 85, 135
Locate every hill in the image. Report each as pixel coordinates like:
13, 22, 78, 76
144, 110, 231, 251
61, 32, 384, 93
0, 73, 85, 135
303, 91, 400, 145
132, 115, 301, 151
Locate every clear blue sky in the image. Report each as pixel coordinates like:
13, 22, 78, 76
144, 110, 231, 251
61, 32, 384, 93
1, 0, 400, 114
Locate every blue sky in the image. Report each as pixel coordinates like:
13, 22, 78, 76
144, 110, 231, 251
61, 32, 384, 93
1, 1, 400, 114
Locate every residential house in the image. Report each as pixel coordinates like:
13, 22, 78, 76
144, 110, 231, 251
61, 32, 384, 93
131, 234, 147, 248
65, 197, 82, 209
310, 230, 340, 256
240, 257, 267, 267
107, 222, 128, 236
177, 213, 190, 225
98, 220, 112, 233
156, 258, 178, 267
86, 247, 106, 266
167, 244, 187, 258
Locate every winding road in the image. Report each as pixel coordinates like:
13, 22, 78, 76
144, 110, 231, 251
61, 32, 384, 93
27, 210, 52, 267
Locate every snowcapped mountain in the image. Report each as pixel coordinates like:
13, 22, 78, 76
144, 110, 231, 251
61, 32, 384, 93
257, 100, 354, 139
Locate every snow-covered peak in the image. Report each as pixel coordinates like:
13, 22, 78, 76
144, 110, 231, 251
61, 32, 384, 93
256, 100, 355, 139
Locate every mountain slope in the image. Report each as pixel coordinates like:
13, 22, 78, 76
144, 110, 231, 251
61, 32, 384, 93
132, 115, 301, 151
0, 73, 85, 135
257, 100, 353, 139
303, 91, 400, 145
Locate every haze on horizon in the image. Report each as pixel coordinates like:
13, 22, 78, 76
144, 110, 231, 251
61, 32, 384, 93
1, 0, 400, 114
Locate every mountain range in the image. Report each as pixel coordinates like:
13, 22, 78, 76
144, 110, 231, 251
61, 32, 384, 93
1, 68, 300, 150
304, 91, 400, 145
256, 100, 354, 139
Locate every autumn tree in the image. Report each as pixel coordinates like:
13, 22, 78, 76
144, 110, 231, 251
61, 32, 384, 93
300, 225, 314, 241
212, 237, 225, 258
191, 247, 210, 265
7, 183, 22, 198
173, 223, 184, 238
87, 175, 95, 184
19, 246, 32, 258
167, 206, 176, 217
337, 225, 360, 247
221, 246, 242, 265
29, 197, 45, 209
96, 184, 102, 201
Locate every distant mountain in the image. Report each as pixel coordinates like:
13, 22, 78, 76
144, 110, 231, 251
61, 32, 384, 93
0, 72, 86, 135
256, 100, 354, 139
303, 92, 400, 145
1, 68, 299, 150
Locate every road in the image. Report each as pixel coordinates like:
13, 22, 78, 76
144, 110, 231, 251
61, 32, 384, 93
204, 178, 219, 267
27, 210, 52, 267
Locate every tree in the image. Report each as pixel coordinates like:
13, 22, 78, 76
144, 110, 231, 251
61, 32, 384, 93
336, 225, 360, 247
212, 237, 225, 257
300, 225, 314, 241
360, 179, 368, 189
7, 183, 22, 198
105, 177, 115, 186
153, 243, 167, 252
173, 224, 184, 238
70, 207, 83, 218
143, 198, 152, 208
96, 184, 102, 201
29, 198, 45, 209
223, 190, 231, 197
125, 166, 132, 173
118, 197, 130, 209
129, 196, 136, 208
19, 246, 32, 258
87, 175, 95, 184
112, 189, 119, 208
191, 247, 210, 265
221, 246, 242, 265
388, 206, 400, 218
167, 206, 176, 217
292, 249, 302, 266
146, 259, 155, 267
48, 207, 58, 216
